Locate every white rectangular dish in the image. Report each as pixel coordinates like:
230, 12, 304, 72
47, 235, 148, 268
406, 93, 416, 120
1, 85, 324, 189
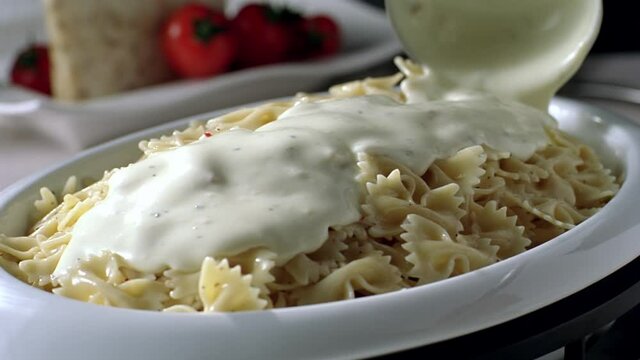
0, 0, 401, 149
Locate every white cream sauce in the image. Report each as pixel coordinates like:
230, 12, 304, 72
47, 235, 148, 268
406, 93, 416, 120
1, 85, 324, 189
263, 96, 555, 175
386, 0, 602, 110
53, 95, 555, 276
55, 128, 360, 274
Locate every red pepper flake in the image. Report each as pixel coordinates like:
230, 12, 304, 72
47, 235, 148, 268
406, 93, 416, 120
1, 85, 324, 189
204, 131, 213, 137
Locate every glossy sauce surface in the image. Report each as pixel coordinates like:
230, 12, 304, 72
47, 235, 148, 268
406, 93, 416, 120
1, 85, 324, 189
54, 95, 554, 275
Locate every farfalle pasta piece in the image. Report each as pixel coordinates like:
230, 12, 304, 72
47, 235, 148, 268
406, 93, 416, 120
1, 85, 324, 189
1, 227, 72, 287
356, 152, 380, 187
270, 254, 325, 294
368, 169, 413, 201
455, 235, 499, 260
363, 168, 464, 239
430, 145, 487, 197
526, 220, 566, 246
270, 236, 351, 296
537, 128, 618, 203
485, 184, 575, 241
60, 276, 168, 310
33, 187, 59, 220
283, 254, 325, 287
357, 153, 430, 204
116, 279, 171, 309
198, 257, 267, 312
224, 248, 277, 300
363, 170, 416, 239
569, 176, 618, 208
401, 214, 495, 284
308, 228, 354, 273
292, 253, 403, 306
421, 183, 466, 233
340, 235, 377, 264
369, 240, 413, 279
533, 173, 577, 205
164, 268, 200, 305
61, 176, 79, 197
461, 201, 529, 259
474, 172, 507, 200
492, 157, 549, 183
530, 146, 581, 178
53, 252, 169, 310
484, 142, 549, 184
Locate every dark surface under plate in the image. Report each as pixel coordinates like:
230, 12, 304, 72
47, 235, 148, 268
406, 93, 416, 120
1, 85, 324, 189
376, 256, 640, 360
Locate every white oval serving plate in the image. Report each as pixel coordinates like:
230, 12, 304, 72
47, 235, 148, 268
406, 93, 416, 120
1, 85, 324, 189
0, 0, 401, 150
0, 97, 639, 360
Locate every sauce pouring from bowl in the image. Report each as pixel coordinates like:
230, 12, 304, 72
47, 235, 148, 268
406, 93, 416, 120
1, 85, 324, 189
385, 0, 602, 110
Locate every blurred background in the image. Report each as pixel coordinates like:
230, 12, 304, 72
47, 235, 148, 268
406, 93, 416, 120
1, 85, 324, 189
364, 0, 637, 53
589, 4, 638, 53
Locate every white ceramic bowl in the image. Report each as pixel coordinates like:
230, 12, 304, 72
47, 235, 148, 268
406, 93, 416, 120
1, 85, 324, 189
1, 98, 639, 360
